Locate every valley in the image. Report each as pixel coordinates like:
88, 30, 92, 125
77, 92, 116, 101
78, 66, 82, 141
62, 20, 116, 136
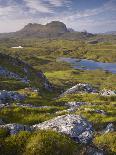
0, 22, 116, 155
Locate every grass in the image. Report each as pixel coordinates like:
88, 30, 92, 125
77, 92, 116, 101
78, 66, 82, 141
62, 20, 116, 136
93, 132, 116, 154
45, 69, 116, 90
0, 105, 65, 125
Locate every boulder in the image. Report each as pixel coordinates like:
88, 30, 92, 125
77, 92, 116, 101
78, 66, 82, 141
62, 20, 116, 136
33, 114, 93, 144
100, 89, 116, 96
0, 90, 25, 103
0, 123, 32, 134
60, 83, 97, 97
103, 123, 114, 133
65, 101, 89, 108
0, 66, 29, 84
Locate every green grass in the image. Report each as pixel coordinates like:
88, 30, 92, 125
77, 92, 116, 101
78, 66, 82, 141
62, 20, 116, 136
0, 105, 65, 125
93, 132, 116, 155
45, 69, 116, 90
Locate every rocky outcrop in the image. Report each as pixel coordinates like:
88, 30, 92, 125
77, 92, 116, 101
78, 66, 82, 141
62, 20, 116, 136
84, 108, 107, 115
0, 90, 25, 104
100, 89, 116, 96
103, 123, 114, 133
37, 71, 53, 91
60, 83, 97, 97
65, 101, 89, 108
33, 114, 93, 144
16, 103, 52, 109
0, 66, 30, 84
0, 124, 32, 134
87, 147, 104, 155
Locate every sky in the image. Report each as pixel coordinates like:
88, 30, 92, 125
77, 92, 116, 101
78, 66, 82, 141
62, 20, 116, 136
0, 0, 116, 33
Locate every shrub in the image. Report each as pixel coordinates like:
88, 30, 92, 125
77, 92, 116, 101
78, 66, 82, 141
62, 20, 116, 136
0, 128, 9, 138
93, 132, 116, 155
0, 131, 31, 155
24, 130, 81, 155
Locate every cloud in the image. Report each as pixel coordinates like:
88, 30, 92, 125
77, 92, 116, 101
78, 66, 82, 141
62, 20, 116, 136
47, 0, 71, 7
23, 0, 53, 13
0, 0, 116, 33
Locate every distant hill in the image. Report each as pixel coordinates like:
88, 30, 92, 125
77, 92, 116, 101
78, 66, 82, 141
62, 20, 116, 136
104, 31, 116, 35
0, 21, 93, 40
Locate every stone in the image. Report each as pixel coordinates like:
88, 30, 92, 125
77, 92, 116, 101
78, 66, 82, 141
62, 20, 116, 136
32, 114, 93, 144
0, 90, 25, 103
103, 123, 114, 133
0, 123, 32, 134
16, 103, 52, 109
0, 66, 30, 84
37, 71, 53, 91
60, 83, 97, 97
0, 119, 4, 125
100, 89, 116, 96
65, 101, 88, 108
87, 147, 104, 155
55, 108, 77, 114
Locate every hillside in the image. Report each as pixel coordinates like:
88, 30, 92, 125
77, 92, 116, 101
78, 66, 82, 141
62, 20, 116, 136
0, 53, 53, 92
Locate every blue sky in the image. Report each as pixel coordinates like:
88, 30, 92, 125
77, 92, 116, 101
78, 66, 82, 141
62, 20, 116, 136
0, 0, 116, 33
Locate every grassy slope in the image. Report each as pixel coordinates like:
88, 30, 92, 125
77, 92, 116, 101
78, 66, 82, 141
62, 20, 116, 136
0, 38, 116, 154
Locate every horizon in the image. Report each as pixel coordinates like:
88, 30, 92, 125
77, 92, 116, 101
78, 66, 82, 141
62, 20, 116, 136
0, 0, 116, 33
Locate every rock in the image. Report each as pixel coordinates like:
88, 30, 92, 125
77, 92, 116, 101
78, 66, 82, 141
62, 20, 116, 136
103, 123, 114, 133
26, 87, 39, 92
100, 89, 116, 96
32, 114, 93, 144
16, 103, 52, 109
0, 119, 4, 125
0, 124, 32, 134
60, 83, 97, 97
94, 110, 107, 115
37, 71, 53, 91
0, 90, 25, 103
0, 103, 10, 109
0, 66, 30, 84
87, 147, 104, 155
84, 108, 107, 115
65, 101, 89, 108
55, 108, 77, 114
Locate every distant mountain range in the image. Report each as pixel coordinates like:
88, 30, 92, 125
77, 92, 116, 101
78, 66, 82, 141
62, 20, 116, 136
0, 21, 93, 39
104, 31, 116, 35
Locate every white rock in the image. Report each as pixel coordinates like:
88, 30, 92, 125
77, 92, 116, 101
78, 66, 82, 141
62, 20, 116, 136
60, 83, 97, 97
32, 114, 93, 144
100, 89, 116, 96
103, 123, 114, 133
0, 124, 32, 134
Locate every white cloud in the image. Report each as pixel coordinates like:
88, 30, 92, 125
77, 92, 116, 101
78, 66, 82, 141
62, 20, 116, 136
0, 0, 116, 33
23, 0, 53, 13
46, 0, 71, 7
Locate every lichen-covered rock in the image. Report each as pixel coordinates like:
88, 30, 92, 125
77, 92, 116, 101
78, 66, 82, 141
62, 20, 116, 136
37, 71, 53, 91
65, 102, 89, 108
60, 83, 97, 97
0, 90, 25, 103
103, 123, 114, 133
0, 66, 30, 84
16, 103, 52, 109
100, 89, 116, 96
0, 124, 32, 134
87, 147, 104, 155
33, 114, 93, 144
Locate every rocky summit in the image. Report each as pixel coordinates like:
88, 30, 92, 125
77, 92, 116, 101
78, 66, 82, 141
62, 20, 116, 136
33, 114, 93, 144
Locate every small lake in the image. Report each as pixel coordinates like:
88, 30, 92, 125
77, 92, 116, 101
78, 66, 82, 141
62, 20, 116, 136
58, 57, 116, 74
